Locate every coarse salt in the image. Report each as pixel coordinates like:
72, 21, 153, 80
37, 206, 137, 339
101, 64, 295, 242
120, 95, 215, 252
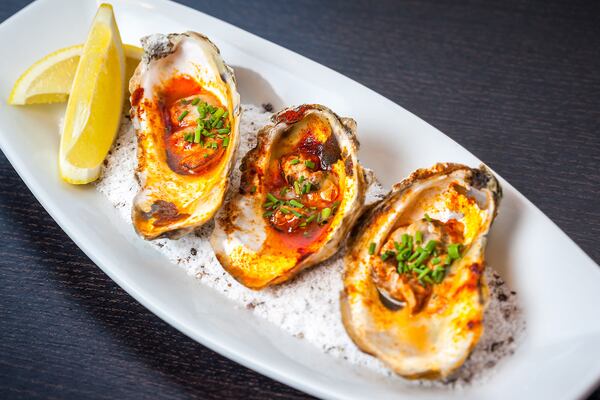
96, 104, 525, 389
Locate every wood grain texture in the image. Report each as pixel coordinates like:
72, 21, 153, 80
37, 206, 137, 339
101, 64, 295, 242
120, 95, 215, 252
1, 0, 599, 399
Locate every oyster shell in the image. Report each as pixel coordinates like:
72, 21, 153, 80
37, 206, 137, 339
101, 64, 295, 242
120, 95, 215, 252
341, 163, 501, 379
129, 32, 240, 239
211, 104, 368, 289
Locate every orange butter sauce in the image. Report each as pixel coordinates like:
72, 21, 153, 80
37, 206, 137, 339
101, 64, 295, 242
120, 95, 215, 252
262, 113, 342, 256
158, 75, 228, 175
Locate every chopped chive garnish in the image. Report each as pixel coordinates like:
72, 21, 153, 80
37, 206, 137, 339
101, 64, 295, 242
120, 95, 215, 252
178, 110, 189, 121
409, 252, 420, 262
203, 154, 209, 158
217, 127, 230, 134
222, 111, 228, 118
425, 240, 438, 253
321, 207, 332, 220
211, 142, 218, 149
448, 244, 461, 259
191, 98, 200, 105
194, 130, 201, 143
299, 222, 307, 227
397, 262, 407, 274
223, 137, 230, 147
267, 193, 279, 203
289, 199, 304, 208
299, 175, 305, 183
290, 159, 300, 165
289, 209, 303, 218
183, 133, 192, 142
305, 160, 315, 169
294, 181, 301, 195
400, 248, 412, 261
250, 185, 256, 194
279, 207, 291, 214
401, 233, 409, 247
381, 252, 390, 261
394, 241, 402, 252
181, 99, 191, 105
280, 187, 289, 196
415, 252, 429, 266
306, 182, 313, 193
415, 231, 423, 244
424, 213, 432, 222
431, 257, 441, 265
212, 107, 225, 121
368, 242, 376, 255
418, 268, 430, 280
263, 211, 273, 217
306, 214, 317, 223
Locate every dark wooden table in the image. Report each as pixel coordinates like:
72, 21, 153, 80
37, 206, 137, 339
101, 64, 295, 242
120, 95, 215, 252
1, 0, 599, 399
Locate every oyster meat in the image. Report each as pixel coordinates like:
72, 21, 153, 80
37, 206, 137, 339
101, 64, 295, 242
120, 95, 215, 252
341, 163, 501, 379
129, 32, 240, 239
211, 104, 368, 289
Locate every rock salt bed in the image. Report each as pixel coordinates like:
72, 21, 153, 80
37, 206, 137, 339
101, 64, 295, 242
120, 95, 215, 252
97, 104, 525, 388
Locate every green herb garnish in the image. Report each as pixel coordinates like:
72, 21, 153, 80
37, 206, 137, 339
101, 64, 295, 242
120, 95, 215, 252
178, 110, 189, 121
448, 243, 461, 259
424, 240, 438, 254
415, 231, 423, 244
305, 214, 317, 224
294, 181, 301, 195
289, 208, 303, 218
289, 199, 304, 208
368, 242, 376, 255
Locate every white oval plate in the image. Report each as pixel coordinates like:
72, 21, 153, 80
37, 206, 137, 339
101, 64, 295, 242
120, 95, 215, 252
1, 0, 600, 399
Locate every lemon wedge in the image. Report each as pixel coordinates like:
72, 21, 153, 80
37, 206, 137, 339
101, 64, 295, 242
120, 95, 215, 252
8, 44, 141, 106
59, 3, 125, 184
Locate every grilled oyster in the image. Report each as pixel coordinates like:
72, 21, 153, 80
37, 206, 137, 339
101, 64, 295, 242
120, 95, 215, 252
341, 163, 501, 379
129, 32, 240, 239
211, 104, 367, 289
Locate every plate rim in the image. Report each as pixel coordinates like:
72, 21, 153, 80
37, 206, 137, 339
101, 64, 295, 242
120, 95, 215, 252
1, 0, 600, 399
